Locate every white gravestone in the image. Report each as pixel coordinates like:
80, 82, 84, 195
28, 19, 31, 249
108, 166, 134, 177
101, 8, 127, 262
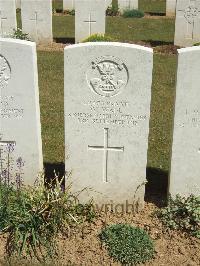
21, 0, 52, 44
16, 0, 21, 9
64, 0, 111, 11
64, 43, 153, 209
166, 0, 177, 16
63, 0, 75, 10
106, 0, 112, 8
0, 38, 43, 185
0, 0, 17, 36
75, 0, 106, 43
174, 0, 200, 47
118, 0, 138, 12
170, 47, 200, 198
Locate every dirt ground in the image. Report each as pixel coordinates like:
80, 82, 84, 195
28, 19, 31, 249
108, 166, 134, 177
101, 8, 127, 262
0, 202, 199, 266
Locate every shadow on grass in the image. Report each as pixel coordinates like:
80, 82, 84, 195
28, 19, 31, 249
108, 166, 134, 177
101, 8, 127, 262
44, 163, 168, 207
54, 37, 75, 44
44, 162, 65, 188
145, 12, 166, 16
145, 167, 168, 207
142, 40, 174, 47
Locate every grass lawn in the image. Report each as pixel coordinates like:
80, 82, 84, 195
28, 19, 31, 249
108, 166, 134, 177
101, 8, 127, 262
52, 16, 174, 43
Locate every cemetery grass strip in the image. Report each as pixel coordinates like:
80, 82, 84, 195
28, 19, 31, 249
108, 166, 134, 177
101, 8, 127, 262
38, 51, 64, 164
139, 0, 166, 14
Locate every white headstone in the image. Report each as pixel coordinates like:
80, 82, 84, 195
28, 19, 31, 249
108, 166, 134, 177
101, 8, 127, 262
170, 46, 200, 197
21, 0, 53, 44
166, 0, 177, 16
64, 42, 153, 209
75, 0, 106, 43
63, 0, 75, 10
106, 0, 112, 8
0, 38, 43, 185
16, 0, 21, 9
118, 0, 138, 12
0, 0, 17, 36
174, 0, 200, 47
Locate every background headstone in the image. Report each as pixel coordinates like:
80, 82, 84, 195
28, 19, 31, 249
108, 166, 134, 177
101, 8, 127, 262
63, 0, 75, 10
170, 46, 200, 197
106, 0, 112, 8
174, 0, 200, 47
166, 0, 177, 16
118, 0, 138, 12
0, 38, 43, 185
75, 0, 106, 43
21, 0, 52, 44
16, 0, 21, 9
0, 0, 17, 36
64, 42, 153, 208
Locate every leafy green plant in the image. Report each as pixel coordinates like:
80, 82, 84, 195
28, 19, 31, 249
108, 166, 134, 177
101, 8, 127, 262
99, 224, 155, 265
0, 166, 95, 261
157, 195, 200, 238
194, 43, 200, 46
122, 9, 144, 18
106, 0, 119, 16
11, 28, 30, 41
82, 34, 115, 42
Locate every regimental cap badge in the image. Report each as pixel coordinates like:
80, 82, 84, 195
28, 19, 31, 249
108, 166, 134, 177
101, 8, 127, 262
87, 56, 129, 97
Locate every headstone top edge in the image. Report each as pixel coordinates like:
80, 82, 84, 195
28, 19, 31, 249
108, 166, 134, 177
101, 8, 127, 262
0, 38, 36, 48
64, 42, 153, 53
178, 46, 200, 54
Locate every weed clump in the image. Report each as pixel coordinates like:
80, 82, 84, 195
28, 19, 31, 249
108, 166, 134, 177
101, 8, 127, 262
157, 194, 200, 238
99, 224, 155, 265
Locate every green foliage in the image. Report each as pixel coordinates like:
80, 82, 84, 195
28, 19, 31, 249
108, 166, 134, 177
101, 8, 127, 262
193, 43, 200, 46
0, 175, 95, 260
11, 28, 30, 41
106, 0, 119, 16
64, 9, 75, 16
157, 195, 200, 238
82, 34, 115, 42
99, 224, 155, 265
122, 9, 144, 18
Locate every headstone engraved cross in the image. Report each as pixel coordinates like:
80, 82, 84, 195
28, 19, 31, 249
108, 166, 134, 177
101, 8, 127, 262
0, 11, 7, 35
30, 12, 43, 43
88, 128, 124, 183
84, 13, 96, 36
178, 0, 200, 39
175, 0, 200, 46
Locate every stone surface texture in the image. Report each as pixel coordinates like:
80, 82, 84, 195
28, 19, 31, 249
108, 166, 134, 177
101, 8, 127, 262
174, 0, 200, 47
63, 0, 75, 10
21, 0, 52, 44
75, 0, 106, 43
166, 0, 177, 16
16, 0, 21, 9
170, 46, 200, 197
64, 42, 153, 208
0, 0, 17, 36
0, 38, 43, 185
118, 0, 138, 11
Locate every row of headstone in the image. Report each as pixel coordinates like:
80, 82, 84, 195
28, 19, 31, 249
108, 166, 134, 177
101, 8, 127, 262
63, 0, 138, 12
1, 38, 199, 208
0, 0, 52, 44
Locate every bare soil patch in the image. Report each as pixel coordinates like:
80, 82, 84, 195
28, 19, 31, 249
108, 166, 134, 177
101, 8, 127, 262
0, 202, 199, 265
